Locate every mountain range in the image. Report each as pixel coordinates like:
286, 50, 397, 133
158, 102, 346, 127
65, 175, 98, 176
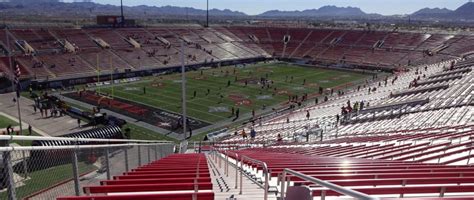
1, 1, 474, 21
410, 2, 474, 20
258, 6, 369, 17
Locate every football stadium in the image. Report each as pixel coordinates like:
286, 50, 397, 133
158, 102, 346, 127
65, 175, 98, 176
0, 0, 473, 199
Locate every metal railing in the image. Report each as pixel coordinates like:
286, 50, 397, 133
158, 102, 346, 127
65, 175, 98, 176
226, 151, 239, 189
209, 147, 270, 200
191, 141, 266, 152
0, 135, 171, 143
280, 168, 379, 200
0, 135, 175, 200
240, 155, 269, 200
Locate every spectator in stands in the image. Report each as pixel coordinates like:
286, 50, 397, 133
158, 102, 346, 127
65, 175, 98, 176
143, 87, 146, 95
336, 114, 340, 125
77, 118, 81, 128
306, 111, 310, 120
277, 134, 283, 142
241, 129, 247, 139
32, 105, 37, 114
250, 128, 256, 140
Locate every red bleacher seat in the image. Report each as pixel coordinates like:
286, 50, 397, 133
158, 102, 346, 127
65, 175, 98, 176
57, 153, 213, 200
57, 192, 214, 200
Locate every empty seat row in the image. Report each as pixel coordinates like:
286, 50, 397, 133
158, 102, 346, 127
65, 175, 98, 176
57, 153, 214, 200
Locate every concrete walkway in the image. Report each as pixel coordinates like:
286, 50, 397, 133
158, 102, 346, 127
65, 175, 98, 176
0, 93, 91, 137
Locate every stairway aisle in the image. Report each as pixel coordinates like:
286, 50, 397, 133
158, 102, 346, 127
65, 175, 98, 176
207, 153, 278, 200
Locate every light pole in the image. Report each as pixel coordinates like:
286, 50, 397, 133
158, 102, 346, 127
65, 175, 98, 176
5, 27, 23, 137
180, 40, 187, 141
206, 0, 209, 27
120, 0, 125, 26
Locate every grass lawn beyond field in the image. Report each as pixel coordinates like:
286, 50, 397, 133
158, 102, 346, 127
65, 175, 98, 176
0, 114, 41, 145
95, 63, 370, 124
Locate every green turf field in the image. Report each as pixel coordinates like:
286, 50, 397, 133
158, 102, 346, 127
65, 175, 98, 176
0, 115, 18, 128
96, 62, 370, 124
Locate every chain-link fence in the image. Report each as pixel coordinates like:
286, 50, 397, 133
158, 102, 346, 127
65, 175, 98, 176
0, 136, 175, 200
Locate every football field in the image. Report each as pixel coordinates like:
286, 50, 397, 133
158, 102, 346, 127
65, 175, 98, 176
91, 62, 370, 125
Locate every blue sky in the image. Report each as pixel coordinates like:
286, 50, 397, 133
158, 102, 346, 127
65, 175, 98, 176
66, 0, 468, 15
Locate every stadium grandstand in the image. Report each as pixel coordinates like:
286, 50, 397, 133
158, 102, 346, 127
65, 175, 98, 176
0, 0, 474, 200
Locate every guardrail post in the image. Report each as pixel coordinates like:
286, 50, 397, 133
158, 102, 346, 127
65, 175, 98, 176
264, 167, 269, 200
138, 145, 142, 166
225, 153, 229, 177
154, 145, 158, 161
71, 148, 80, 196
279, 172, 285, 199
285, 176, 291, 195
104, 148, 111, 180
198, 141, 202, 153
147, 145, 151, 164
218, 152, 222, 169
235, 155, 239, 189
3, 150, 16, 200
124, 147, 129, 172
239, 156, 243, 195
159, 145, 164, 159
